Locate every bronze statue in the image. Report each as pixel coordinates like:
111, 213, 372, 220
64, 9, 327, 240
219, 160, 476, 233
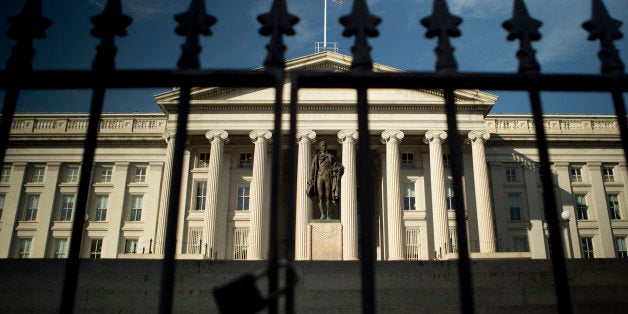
307, 141, 344, 219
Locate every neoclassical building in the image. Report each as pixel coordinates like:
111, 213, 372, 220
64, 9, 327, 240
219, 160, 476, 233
0, 51, 626, 260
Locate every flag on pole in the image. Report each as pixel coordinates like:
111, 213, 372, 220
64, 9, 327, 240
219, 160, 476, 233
333, 0, 342, 4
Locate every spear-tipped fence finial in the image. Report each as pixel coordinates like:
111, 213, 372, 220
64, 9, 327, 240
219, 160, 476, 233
339, 0, 382, 72
502, 0, 542, 74
420, 0, 462, 73
175, 0, 217, 69
257, 0, 299, 69
6, 0, 51, 71
582, 0, 625, 75
90, 0, 132, 71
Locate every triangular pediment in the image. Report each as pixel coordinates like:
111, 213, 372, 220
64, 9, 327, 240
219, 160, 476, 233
155, 51, 497, 111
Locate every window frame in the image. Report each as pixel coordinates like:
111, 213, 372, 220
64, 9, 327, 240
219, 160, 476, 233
30, 166, 45, 183
614, 237, 627, 258
53, 238, 68, 258
402, 182, 416, 210
236, 182, 251, 211
575, 194, 588, 220
581, 237, 595, 258
64, 166, 79, 183
512, 236, 528, 252
195, 181, 207, 211
401, 152, 414, 169
59, 194, 75, 221
445, 182, 455, 211
17, 238, 32, 258
0, 194, 4, 221
0, 165, 11, 182
99, 165, 113, 183
132, 165, 147, 183
239, 152, 253, 169
129, 195, 143, 221
90, 239, 103, 259
608, 194, 622, 220
94, 195, 108, 221
233, 228, 249, 260
198, 152, 210, 168
125, 239, 139, 254
570, 165, 583, 182
505, 167, 518, 183
508, 194, 522, 221
24, 194, 39, 221
602, 166, 615, 182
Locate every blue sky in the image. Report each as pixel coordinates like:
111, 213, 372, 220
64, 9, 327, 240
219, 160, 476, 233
0, 0, 626, 114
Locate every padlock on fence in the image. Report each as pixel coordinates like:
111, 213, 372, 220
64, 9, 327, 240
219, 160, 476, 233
213, 262, 299, 313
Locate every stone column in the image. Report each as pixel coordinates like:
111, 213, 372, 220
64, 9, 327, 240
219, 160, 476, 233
382, 130, 405, 260
204, 130, 228, 258
248, 130, 272, 260
424, 130, 448, 258
295, 130, 316, 260
468, 131, 497, 253
339, 130, 359, 260
155, 132, 175, 254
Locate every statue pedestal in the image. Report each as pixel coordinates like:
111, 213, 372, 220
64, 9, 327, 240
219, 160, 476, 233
307, 220, 342, 260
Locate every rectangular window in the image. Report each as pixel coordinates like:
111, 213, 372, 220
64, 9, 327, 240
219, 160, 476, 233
448, 229, 458, 253
505, 167, 517, 182
187, 228, 203, 254
54, 238, 67, 258
133, 166, 147, 183
25, 194, 39, 221
0, 194, 4, 220
95, 195, 108, 221
129, 195, 142, 221
442, 154, 450, 169
445, 182, 454, 210
125, 239, 138, 254
240, 153, 253, 169
237, 183, 250, 211
608, 194, 622, 220
405, 228, 421, 260
90, 239, 103, 259
401, 153, 414, 169
65, 166, 79, 183
570, 166, 583, 182
581, 237, 594, 258
602, 166, 615, 182
30, 166, 45, 183
59, 195, 74, 221
402, 183, 415, 210
508, 195, 522, 221
195, 182, 207, 210
233, 228, 249, 260
615, 237, 627, 258
99, 166, 113, 183
575, 194, 588, 220
198, 152, 210, 168
18, 238, 31, 258
1, 165, 11, 182
512, 236, 528, 252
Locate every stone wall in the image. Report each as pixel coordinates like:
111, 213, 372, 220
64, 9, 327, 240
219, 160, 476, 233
0, 259, 626, 313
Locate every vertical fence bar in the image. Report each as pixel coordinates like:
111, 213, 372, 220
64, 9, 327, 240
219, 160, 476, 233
0, 89, 20, 167
356, 85, 376, 314
267, 70, 284, 314
60, 87, 106, 313
285, 75, 300, 314
443, 89, 474, 313
528, 89, 572, 313
159, 85, 191, 314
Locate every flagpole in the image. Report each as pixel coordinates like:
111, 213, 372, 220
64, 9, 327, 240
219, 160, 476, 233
323, 0, 327, 50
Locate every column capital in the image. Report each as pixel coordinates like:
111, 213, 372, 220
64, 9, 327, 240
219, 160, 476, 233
162, 132, 174, 142
249, 130, 272, 143
338, 130, 358, 143
381, 130, 404, 143
468, 131, 490, 143
423, 130, 447, 144
205, 130, 229, 143
297, 130, 317, 143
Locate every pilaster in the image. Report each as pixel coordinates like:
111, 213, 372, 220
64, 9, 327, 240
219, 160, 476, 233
587, 161, 615, 257
103, 161, 129, 257
31, 162, 61, 258
0, 163, 26, 257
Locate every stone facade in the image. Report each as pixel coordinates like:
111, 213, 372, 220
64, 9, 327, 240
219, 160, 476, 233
0, 51, 626, 261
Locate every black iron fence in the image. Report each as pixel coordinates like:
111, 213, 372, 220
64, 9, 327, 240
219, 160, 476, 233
0, 0, 626, 313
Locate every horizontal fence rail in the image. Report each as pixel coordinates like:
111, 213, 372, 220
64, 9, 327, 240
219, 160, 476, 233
0, 0, 626, 314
